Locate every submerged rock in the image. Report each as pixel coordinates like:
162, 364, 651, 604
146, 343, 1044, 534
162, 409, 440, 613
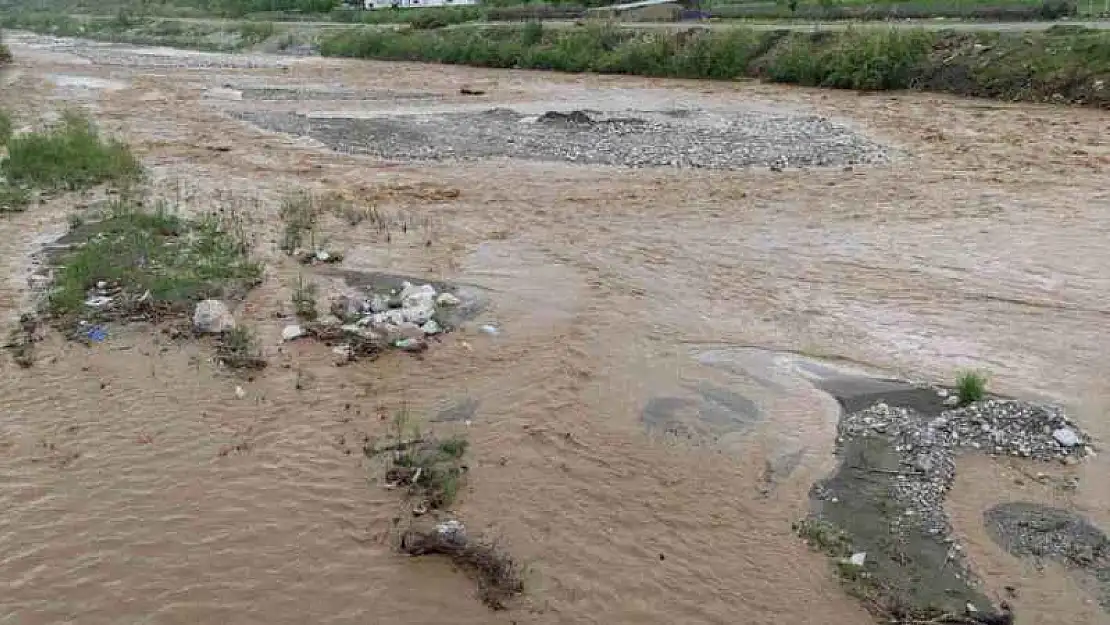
193, 299, 235, 334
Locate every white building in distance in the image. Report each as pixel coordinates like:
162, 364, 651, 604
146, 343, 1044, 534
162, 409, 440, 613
364, 0, 478, 8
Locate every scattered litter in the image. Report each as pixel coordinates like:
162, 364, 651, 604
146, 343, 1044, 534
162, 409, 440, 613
84, 295, 113, 308
234, 386, 246, 399
395, 337, 427, 352
421, 319, 442, 335
849, 552, 867, 567
459, 87, 485, 96
84, 325, 108, 343
479, 324, 500, 336
281, 324, 305, 342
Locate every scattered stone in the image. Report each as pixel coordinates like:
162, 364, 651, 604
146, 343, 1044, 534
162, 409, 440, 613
436, 292, 461, 306
369, 293, 391, 313
235, 106, 892, 171
282, 324, 306, 342
1053, 427, 1081, 448
395, 338, 426, 352
192, 299, 235, 334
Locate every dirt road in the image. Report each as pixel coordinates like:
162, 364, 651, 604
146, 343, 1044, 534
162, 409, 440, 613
1, 32, 1108, 625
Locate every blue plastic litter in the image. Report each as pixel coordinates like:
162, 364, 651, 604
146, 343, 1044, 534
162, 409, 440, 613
85, 325, 108, 343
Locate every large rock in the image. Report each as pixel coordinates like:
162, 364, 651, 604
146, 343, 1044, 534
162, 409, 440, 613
193, 299, 235, 334
401, 284, 437, 325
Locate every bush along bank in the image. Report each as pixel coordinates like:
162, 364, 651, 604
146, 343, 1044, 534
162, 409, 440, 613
709, 0, 1077, 21
319, 24, 1110, 107
0, 30, 12, 65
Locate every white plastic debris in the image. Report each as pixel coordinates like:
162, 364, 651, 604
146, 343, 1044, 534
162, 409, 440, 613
479, 324, 500, 336
192, 299, 235, 334
84, 295, 113, 308
234, 386, 246, 399
281, 324, 305, 342
395, 338, 426, 352
1053, 427, 1081, 448
849, 552, 866, 567
315, 250, 331, 262
421, 319, 443, 335
436, 292, 461, 307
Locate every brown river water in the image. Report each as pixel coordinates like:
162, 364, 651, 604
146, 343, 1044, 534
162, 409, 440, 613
1, 32, 1108, 625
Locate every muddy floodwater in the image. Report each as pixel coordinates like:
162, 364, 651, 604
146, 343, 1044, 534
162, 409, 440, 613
1, 31, 1109, 625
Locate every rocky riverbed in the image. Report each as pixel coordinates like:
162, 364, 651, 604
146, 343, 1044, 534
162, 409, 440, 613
805, 381, 1096, 623
233, 107, 891, 170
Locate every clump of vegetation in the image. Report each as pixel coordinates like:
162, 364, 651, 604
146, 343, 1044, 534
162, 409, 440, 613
46, 201, 262, 322
384, 436, 469, 509
278, 191, 320, 254
955, 370, 989, 405
291, 275, 317, 321
217, 325, 267, 369
2, 112, 142, 195
0, 30, 11, 65
0, 109, 12, 145
317, 24, 1110, 107
409, 11, 450, 30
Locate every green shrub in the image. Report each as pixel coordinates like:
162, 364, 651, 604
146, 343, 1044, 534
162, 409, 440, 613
955, 371, 988, 405
318, 24, 1110, 107
2, 112, 142, 192
0, 109, 11, 146
0, 30, 11, 65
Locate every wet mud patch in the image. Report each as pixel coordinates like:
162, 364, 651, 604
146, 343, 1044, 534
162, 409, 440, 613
985, 502, 1110, 612
233, 107, 890, 169
641, 382, 763, 440
803, 375, 1094, 624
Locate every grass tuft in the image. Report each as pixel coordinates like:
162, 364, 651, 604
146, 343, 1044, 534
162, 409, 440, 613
955, 370, 988, 406
2, 111, 142, 193
0, 109, 11, 146
0, 30, 10, 66
217, 325, 266, 369
291, 275, 318, 321
383, 433, 470, 511
278, 191, 320, 254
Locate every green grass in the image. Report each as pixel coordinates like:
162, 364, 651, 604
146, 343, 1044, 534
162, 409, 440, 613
278, 191, 320, 254
0, 29, 11, 65
46, 201, 262, 320
291, 275, 318, 321
2, 112, 141, 192
217, 325, 267, 369
318, 24, 1110, 107
386, 434, 469, 510
955, 370, 988, 405
0, 109, 12, 146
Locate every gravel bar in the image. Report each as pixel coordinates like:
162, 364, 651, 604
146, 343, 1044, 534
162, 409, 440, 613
233, 107, 891, 170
